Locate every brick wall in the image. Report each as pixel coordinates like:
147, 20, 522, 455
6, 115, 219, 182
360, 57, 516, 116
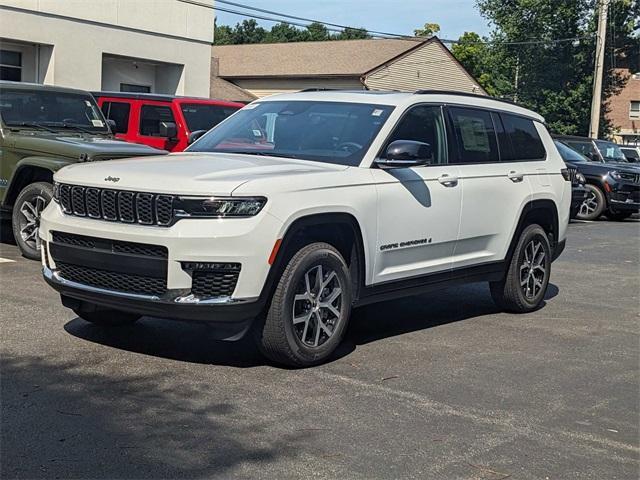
607, 68, 640, 143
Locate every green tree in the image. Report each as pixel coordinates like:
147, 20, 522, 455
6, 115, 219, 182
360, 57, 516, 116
265, 22, 310, 43
306, 22, 331, 41
414, 22, 440, 37
213, 22, 234, 45
471, 0, 640, 136
335, 27, 371, 40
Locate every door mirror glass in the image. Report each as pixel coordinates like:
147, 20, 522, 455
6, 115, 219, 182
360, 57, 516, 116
159, 121, 177, 139
376, 140, 432, 168
188, 129, 207, 145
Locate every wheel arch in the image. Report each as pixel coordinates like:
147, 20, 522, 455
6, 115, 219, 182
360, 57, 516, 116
506, 199, 559, 265
4, 158, 62, 208
259, 212, 367, 306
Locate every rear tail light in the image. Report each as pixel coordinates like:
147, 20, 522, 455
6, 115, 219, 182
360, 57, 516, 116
561, 168, 571, 181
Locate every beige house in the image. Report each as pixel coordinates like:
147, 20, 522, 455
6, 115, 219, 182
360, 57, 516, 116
210, 37, 486, 102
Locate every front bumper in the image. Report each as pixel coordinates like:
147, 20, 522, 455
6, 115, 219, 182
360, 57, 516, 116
43, 266, 262, 339
606, 181, 640, 212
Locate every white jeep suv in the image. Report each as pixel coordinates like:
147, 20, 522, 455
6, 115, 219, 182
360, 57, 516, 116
40, 90, 570, 367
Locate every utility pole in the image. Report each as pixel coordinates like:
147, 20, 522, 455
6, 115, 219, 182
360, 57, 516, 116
589, 0, 609, 139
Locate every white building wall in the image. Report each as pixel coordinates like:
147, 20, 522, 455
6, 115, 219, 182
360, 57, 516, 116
0, 0, 213, 96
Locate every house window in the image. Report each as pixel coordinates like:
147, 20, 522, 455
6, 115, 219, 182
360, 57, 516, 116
120, 83, 151, 93
631, 101, 640, 119
0, 50, 22, 82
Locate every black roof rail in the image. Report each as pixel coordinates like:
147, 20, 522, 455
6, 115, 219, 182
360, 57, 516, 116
299, 88, 339, 92
414, 89, 522, 107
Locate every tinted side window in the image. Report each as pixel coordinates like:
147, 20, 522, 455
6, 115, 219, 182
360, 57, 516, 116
140, 105, 175, 137
448, 107, 498, 164
564, 140, 599, 161
384, 105, 447, 164
501, 113, 545, 161
101, 101, 130, 134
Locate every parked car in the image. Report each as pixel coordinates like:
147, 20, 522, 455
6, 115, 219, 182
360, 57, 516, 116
554, 135, 640, 221
41, 90, 570, 367
619, 145, 640, 163
0, 81, 165, 259
553, 141, 588, 219
93, 92, 244, 152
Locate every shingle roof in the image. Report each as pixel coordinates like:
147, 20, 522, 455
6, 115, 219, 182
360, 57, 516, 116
211, 38, 424, 78
210, 76, 257, 102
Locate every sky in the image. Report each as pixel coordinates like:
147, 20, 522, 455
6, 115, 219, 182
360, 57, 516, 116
214, 0, 492, 41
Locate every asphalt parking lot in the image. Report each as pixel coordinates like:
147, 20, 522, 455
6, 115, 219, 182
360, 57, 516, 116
1, 218, 639, 479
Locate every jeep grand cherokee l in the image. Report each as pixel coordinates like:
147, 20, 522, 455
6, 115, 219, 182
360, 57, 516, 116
40, 90, 570, 367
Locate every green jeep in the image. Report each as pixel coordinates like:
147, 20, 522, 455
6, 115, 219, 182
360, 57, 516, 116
0, 81, 165, 259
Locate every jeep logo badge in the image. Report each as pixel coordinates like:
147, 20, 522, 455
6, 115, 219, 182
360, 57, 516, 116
104, 176, 120, 183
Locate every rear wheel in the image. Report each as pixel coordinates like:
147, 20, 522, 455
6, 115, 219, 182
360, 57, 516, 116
73, 308, 141, 327
490, 224, 551, 313
576, 184, 605, 221
255, 242, 352, 367
12, 182, 53, 260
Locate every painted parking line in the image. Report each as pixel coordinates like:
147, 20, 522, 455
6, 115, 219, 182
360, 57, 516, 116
0, 257, 16, 263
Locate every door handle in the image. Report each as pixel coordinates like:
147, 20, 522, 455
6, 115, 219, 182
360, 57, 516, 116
437, 174, 458, 187
508, 171, 524, 183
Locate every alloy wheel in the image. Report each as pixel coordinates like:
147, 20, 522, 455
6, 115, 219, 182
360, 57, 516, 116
520, 239, 546, 300
292, 264, 343, 348
579, 190, 598, 217
18, 195, 47, 252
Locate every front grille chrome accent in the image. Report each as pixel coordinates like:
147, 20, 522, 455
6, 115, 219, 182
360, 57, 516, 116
58, 184, 175, 227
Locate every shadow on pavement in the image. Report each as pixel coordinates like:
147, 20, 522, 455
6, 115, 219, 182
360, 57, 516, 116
0, 355, 309, 479
64, 281, 560, 368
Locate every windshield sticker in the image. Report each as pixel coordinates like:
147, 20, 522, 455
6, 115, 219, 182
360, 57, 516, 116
458, 115, 490, 153
91, 119, 104, 127
252, 129, 262, 137
372, 109, 384, 117
85, 100, 92, 107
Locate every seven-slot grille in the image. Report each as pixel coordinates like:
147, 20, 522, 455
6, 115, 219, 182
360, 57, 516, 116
567, 166, 579, 184
58, 184, 174, 226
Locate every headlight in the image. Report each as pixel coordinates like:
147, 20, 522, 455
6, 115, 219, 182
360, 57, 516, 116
576, 172, 586, 184
52, 181, 60, 203
174, 196, 267, 218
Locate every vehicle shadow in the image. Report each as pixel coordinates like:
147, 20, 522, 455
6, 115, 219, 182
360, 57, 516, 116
65, 282, 560, 368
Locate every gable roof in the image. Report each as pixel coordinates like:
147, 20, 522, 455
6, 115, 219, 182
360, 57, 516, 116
211, 38, 425, 78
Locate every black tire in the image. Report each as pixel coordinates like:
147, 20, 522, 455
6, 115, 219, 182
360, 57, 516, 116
255, 242, 352, 367
604, 210, 633, 221
73, 308, 141, 327
490, 224, 551, 313
12, 182, 53, 260
576, 184, 605, 221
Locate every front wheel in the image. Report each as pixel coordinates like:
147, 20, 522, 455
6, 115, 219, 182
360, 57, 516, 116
255, 242, 352, 367
12, 182, 53, 260
576, 184, 605, 221
490, 224, 551, 313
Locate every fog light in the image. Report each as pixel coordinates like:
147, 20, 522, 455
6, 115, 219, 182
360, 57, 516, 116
181, 262, 241, 272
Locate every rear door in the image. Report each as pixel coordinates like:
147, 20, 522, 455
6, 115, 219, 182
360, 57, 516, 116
446, 107, 534, 269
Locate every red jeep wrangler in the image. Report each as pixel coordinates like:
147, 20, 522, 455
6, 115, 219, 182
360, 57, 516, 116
93, 92, 244, 152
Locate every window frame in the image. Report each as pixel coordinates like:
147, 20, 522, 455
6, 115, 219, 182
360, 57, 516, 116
375, 102, 450, 167
445, 105, 501, 165
101, 100, 131, 134
630, 101, 640, 119
0, 49, 22, 82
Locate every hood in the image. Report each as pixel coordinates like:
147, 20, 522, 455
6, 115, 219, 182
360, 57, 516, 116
565, 159, 640, 174
12, 132, 164, 160
55, 152, 349, 196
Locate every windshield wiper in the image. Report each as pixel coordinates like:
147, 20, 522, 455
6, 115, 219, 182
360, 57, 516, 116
218, 150, 298, 159
8, 121, 58, 133
59, 122, 100, 135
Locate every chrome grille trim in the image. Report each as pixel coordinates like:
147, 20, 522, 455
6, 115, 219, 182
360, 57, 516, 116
58, 184, 175, 227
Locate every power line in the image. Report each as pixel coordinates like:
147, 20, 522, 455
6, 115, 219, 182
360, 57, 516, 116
208, 0, 596, 47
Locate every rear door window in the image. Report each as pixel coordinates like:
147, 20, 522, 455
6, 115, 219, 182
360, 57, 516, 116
447, 107, 499, 164
500, 113, 545, 161
100, 101, 131, 134
140, 104, 175, 137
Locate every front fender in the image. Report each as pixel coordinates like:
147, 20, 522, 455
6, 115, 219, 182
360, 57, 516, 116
4, 156, 70, 206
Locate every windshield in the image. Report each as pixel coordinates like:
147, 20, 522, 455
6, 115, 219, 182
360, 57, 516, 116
0, 87, 109, 132
595, 140, 628, 163
180, 103, 241, 132
187, 100, 395, 166
554, 140, 588, 162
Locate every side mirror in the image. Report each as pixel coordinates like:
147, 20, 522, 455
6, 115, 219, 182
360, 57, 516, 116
188, 129, 207, 145
376, 140, 432, 169
159, 121, 177, 140
106, 119, 117, 132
